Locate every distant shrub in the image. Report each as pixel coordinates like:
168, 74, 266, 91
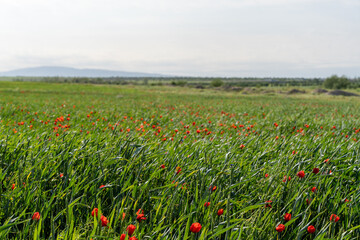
171, 80, 187, 87
324, 75, 350, 89
211, 79, 224, 87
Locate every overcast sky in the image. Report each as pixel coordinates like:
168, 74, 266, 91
0, 0, 359, 77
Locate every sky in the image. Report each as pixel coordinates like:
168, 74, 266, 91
0, 0, 359, 77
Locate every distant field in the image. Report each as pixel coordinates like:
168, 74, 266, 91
0, 82, 359, 239
0, 75, 327, 87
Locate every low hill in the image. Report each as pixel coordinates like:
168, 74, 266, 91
0, 66, 165, 78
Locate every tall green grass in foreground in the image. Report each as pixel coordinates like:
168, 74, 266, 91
0, 82, 359, 239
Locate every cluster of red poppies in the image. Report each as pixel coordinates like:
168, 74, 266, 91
89, 208, 142, 239
272, 169, 343, 236
276, 213, 340, 234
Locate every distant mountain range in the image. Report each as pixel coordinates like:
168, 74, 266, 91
0, 66, 166, 78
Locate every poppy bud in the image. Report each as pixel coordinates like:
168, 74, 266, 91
92, 208, 98, 217
32, 212, 40, 221
217, 209, 224, 216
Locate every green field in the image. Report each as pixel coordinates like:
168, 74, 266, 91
0, 82, 359, 239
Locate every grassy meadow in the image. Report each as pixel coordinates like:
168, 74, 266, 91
0, 81, 359, 239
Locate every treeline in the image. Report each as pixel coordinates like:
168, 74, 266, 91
12, 75, 360, 89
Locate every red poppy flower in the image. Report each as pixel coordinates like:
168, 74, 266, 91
265, 174, 269, 178
127, 224, 136, 236
92, 208, 99, 217
296, 171, 305, 178
344, 199, 349, 203
136, 209, 143, 215
129, 237, 138, 240
99, 185, 106, 189
176, 167, 181, 175
217, 209, 224, 216
284, 213, 291, 221
11, 184, 15, 190
160, 164, 165, 169
204, 202, 210, 207
311, 187, 317, 193
330, 214, 340, 222
210, 186, 217, 192
32, 212, 40, 221
120, 234, 126, 240
306, 198, 312, 205
136, 213, 147, 222
100, 215, 109, 227
265, 200, 272, 208
276, 224, 285, 232
307, 225, 315, 234
190, 222, 202, 233
312, 168, 319, 174
283, 176, 291, 182
60, 173, 64, 178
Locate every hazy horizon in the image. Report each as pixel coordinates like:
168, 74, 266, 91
0, 0, 359, 78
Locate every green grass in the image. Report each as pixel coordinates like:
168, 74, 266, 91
0, 82, 359, 239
